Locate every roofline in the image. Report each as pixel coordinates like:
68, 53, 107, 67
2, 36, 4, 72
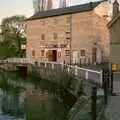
26, 0, 103, 21
26, 9, 92, 21
107, 12, 120, 28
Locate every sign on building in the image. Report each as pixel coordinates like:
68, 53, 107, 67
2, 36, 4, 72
21, 44, 26, 50
111, 63, 117, 71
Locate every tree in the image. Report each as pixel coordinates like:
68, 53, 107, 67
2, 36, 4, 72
0, 15, 26, 58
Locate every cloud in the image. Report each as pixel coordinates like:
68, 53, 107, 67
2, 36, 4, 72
0, 0, 99, 23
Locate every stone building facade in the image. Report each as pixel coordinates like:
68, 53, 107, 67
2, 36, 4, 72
108, 0, 120, 71
26, 1, 109, 65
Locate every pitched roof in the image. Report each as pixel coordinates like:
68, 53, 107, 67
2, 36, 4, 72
107, 12, 120, 28
27, 1, 103, 21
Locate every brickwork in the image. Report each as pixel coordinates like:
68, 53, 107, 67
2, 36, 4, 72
26, 1, 109, 64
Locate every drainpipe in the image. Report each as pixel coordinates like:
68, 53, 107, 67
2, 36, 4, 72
70, 14, 72, 65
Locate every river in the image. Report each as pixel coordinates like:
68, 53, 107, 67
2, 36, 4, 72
0, 71, 76, 120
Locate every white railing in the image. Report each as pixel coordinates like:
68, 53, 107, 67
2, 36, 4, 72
0, 58, 103, 86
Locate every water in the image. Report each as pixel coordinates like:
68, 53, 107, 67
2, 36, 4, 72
0, 72, 75, 120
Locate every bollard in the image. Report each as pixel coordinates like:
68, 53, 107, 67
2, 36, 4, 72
102, 70, 109, 105
91, 87, 97, 120
110, 71, 113, 95
104, 79, 108, 105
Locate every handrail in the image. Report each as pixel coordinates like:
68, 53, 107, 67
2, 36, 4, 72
0, 58, 103, 85
0, 58, 102, 73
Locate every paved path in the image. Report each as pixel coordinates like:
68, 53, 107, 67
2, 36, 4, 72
105, 96, 120, 120
113, 72, 120, 94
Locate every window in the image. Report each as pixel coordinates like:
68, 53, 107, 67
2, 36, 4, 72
53, 33, 57, 40
32, 50, 35, 57
54, 19, 58, 25
80, 49, 85, 56
41, 34, 45, 40
66, 24, 70, 33
66, 33, 70, 39
65, 50, 70, 56
41, 50, 45, 56
66, 15, 72, 24
41, 21, 45, 26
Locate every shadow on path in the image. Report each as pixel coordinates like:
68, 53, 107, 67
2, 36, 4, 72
105, 96, 120, 120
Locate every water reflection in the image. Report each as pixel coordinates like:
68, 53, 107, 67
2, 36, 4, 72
0, 87, 25, 120
0, 72, 71, 120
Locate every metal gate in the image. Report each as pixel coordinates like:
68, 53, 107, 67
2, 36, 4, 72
113, 72, 120, 94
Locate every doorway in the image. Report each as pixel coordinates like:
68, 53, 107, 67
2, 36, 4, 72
92, 47, 97, 64
47, 50, 57, 62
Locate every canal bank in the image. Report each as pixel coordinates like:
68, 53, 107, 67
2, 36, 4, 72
0, 71, 75, 120
0, 62, 106, 120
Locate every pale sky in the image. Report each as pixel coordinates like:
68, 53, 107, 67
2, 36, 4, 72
0, 0, 100, 23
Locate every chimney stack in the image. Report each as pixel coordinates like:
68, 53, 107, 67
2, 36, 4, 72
113, 0, 119, 17
59, 0, 67, 8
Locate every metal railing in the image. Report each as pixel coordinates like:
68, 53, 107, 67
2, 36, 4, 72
0, 58, 103, 86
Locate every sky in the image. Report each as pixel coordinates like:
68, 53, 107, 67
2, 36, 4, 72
0, 0, 99, 23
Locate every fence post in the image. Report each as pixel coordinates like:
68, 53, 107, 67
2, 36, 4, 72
45, 62, 47, 68
100, 70, 103, 85
91, 87, 97, 120
85, 71, 88, 80
103, 69, 109, 105
61, 63, 64, 71
75, 65, 78, 76
67, 66, 70, 73
52, 63, 54, 69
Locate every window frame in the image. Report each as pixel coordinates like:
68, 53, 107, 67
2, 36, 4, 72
41, 21, 45, 26
31, 50, 35, 57
80, 49, 85, 56
53, 18, 58, 25
41, 50, 45, 57
41, 34, 45, 40
66, 15, 72, 24
65, 50, 70, 56
53, 33, 57, 40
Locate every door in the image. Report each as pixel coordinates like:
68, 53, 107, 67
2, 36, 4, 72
52, 50, 57, 61
92, 48, 97, 64
47, 50, 57, 62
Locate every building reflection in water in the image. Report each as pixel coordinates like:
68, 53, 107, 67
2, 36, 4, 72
0, 83, 69, 120
0, 71, 73, 120
1, 88, 25, 119
25, 86, 68, 120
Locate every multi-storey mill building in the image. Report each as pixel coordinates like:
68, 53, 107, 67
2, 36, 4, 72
26, 0, 110, 65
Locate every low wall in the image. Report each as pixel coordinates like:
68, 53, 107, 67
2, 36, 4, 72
0, 59, 103, 97
28, 64, 83, 97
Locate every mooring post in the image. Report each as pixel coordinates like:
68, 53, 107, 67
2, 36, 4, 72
91, 87, 97, 120
110, 71, 113, 95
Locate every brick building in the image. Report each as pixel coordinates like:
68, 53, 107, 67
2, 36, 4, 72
26, 1, 109, 65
